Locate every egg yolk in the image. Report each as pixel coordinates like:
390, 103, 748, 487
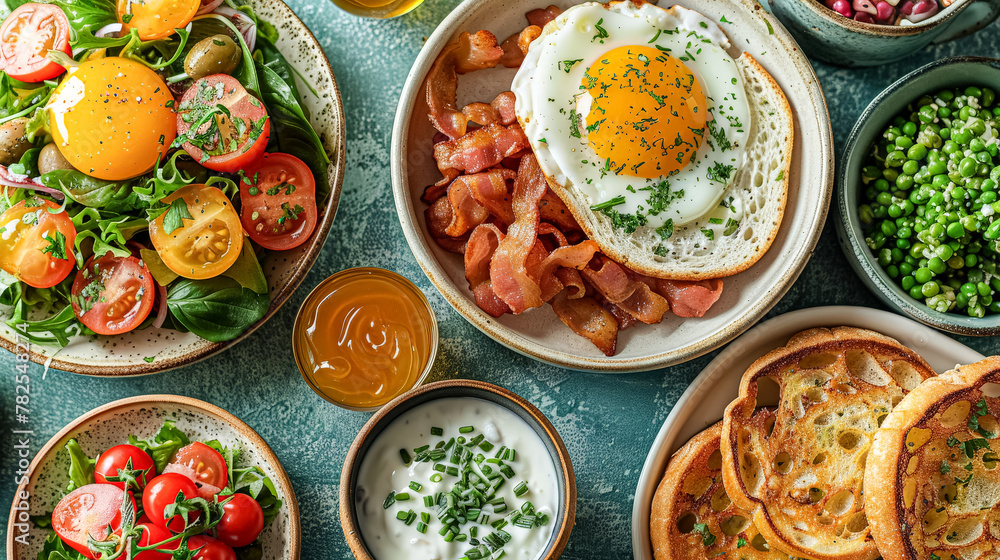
582, 45, 706, 179
48, 57, 176, 181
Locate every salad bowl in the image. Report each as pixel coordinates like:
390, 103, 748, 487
5, 394, 300, 560
0, 0, 347, 376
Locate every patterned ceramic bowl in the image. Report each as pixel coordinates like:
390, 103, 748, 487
770, 0, 1000, 67
5, 395, 300, 559
0, 0, 347, 377
391, 0, 834, 372
836, 56, 1000, 335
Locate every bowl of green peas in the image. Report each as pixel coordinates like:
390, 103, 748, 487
837, 56, 1000, 335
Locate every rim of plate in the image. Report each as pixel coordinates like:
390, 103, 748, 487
390, 0, 834, 373
0, 0, 347, 377
5, 394, 302, 559
629, 305, 987, 559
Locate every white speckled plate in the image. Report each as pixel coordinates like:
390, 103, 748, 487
391, 0, 833, 372
0, 0, 346, 376
5, 395, 300, 560
629, 305, 986, 559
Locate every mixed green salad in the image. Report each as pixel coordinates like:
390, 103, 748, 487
35, 421, 282, 559
0, 0, 330, 350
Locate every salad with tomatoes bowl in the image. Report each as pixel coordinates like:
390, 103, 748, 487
6, 395, 300, 560
0, 0, 346, 375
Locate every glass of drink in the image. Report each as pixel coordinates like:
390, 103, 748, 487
330, 0, 425, 19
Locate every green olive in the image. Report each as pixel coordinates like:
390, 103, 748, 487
37, 143, 75, 175
0, 117, 32, 165
184, 35, 242, 80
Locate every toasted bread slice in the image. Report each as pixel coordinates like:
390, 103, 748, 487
720, 327, 936, 560
535, 52, 793, 280
651, 422, 795, 560
866, 357, 1000, 560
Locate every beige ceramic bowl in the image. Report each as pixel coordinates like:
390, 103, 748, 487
0, 0, 347, 377
5, 395, 301, 560
340, 379, 576, 560
390, 0, 834, 372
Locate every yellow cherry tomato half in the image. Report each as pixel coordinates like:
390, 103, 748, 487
47, 57, 176, 181
118, 0, 200, 41
148, 184, 243, 280
0, 198, 77, 288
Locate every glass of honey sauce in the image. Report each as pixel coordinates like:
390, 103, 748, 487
292, 268, 438, 411
329, 0, 424, 19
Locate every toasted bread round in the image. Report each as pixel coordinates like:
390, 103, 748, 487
534, 52, 793, 280
866, 357, 1000, 560
720, 327, 936, 560
651, 422, 794, 560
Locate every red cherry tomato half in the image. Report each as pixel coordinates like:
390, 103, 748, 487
188, 535, 236, 560
134, 516, 179, 560
143, 473, 201, 533
0, 198, 77, 288
176, 74, 270, 173
239, 152, 318, 251
0, 3, 72, 82
164, 441, 228, 499
94, 444, 156, 490
71, 252, 156, 336
52, 484, 133, 559
215, 493, 264, 547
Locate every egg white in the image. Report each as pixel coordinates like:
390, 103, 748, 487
512, 1, 751, 229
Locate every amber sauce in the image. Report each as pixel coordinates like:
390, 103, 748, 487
329, 0, 424, 19
293, 268, 437, 410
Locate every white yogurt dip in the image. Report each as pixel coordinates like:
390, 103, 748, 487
355, 397, 560, 560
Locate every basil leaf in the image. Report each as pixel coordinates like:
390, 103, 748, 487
139, 248, 179, 287
162, 198, 193, 234
222, 242, 268, 294
37, 530, 89, 560
166, 276, 269, 342
254, 61, 330, 204
65, 439, 95, 492
41, 169, 146, 213
48, 0, 119, 41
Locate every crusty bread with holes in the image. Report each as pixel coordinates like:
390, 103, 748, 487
866, 357, 1000, 560
650, 422, 795, 560
536, 53, 793, 280
720, 327, 936, 560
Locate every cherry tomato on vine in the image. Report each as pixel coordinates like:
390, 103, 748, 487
215, 493, 264, 547
0, 198, 76, 288
148, 184, 243, 280
71, 253, 156, 336
94, 444, 156, 490
239, 152, 318, 251
163, 441, 228, 499
0, 3, 72, 82
188, 535, 236, 560
52, 484, 133, 559
134, 516, 178, 560
176, 74, 270, 173
143, 473, 201, 533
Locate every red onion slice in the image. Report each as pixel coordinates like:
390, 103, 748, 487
0, 165, 65, 199
197, 0, 225, 15
94, 22, 123, 37
212, 6, 256, 52
153, 282, 168, 329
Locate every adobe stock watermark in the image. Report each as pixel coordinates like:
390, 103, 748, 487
11, 324, 34, 546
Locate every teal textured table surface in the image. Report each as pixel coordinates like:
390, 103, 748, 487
3, 2, 1000, 558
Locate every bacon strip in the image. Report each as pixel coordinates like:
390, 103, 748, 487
425, 31, 503, 140
535, 240, 600, 302
422, 169, 459, 204
652, 279, 724, 318
489, 155, 548, 314
463, 168, 515, 226
539, 189, 580, 232
465, 224, 509, 317
551, 291, 618, 356
500, 25, 542, 68
434, 123, 530, 176
444, 176, 490, 237
462, 91, 518, 127
526, 4, 562, 26
582, 257, 670, 324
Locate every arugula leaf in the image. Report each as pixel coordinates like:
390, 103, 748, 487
41, 231, 68, 260
65, 439, 95, 492
5, 301, 86, 347
162, 198, 193, 234
129, 420, 190, 472
47, 0, 119, 41
41, 169, 146, 213
167, 276, 270, 342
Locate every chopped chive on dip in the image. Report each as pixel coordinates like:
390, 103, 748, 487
380, 423, 549, 559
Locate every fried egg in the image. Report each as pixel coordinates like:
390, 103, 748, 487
512, 1, 751, 229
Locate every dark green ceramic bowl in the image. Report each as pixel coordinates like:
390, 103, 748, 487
836, 56, 1000, 336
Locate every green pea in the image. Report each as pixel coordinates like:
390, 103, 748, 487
951, 186, 966, 201
905, 255, 918, 266
947, 221, 966, 238
878, 248, 892, 266
970, 305, 986, 318
862, 165, 882, 180
943, 140, 960, 154
910, 242, 928, 258
900, 262, 914, 276
888, 204, 903, 218
915, 267, 933, 283
960, 157, 978, 178
896, 174, 915, 190
948, 255, 965, 269
906, 143, 927, 161
903, 200, 916, 215
961, 215, 980, 232
902, 121, 917, 136
932, 174, 951, 189
983, 294, 994, 306
877, 192, 893, 206
902, 275, 916, 290
897, 228, 913, 241
886, 264, 899, 278
966, 253, 979, 267
919, 105, 937, 123
939, 90, 955, 102
928, 223, 945, 239
910, 285, 926, 299
928, 256, 947, 274
921, 281, 939, 297
985, 88, 996, 107
957, 292, 971, 308
882, 220, 897, 236
895, 136, 913, 150
969, 119, 987, 136
971, 138, 987, 153
962, 282, 978, 296
960, 106, 975, 121
886, 150, 907, 167
884, 168, 899, 183
902, 160, 919, 176
875, 178, 890, 192
984, 219, 1000, 240
941, 127, 952, 140
936, 244, 954, 260
891, 248, 904, 263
